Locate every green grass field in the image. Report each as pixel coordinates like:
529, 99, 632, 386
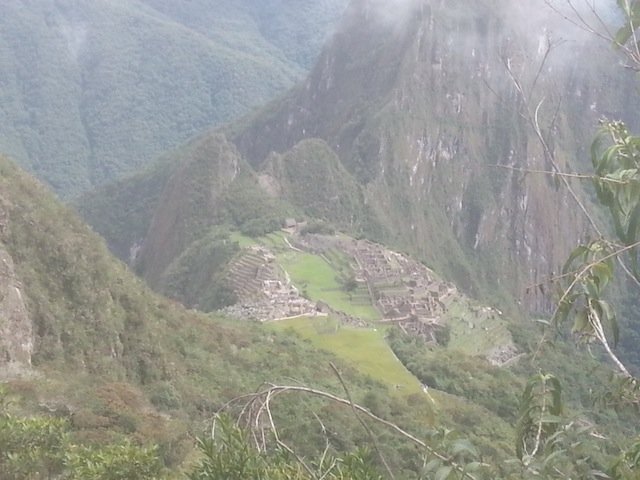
229, 231, 291, 250
269, 316, 423, 395
228, 231, 379, 319
278, 251, 381, 320
229, 231, 257, 248
260, 231, 291, 251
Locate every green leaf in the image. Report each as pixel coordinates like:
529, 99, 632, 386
542, 449, 567, 468
611, 313, 620, 348
423, 459, 442, 473
540, 415, 563, 424
563, 246, 588, 274
451, 439, 479, 459
572, 309, 590, 335
592, 262, 614, 291
434, 465, 453, 480
464, 461, 483, 473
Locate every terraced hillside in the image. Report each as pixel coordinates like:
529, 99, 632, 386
221, 230, 516, 378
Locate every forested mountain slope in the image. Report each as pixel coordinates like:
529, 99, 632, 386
0, 154, 448, 474
0, 0, 347, 197
81, 0, 640, 315
4, 153, 638, 478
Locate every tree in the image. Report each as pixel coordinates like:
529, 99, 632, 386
0, 413, 69, 479
0, 386, 164, 480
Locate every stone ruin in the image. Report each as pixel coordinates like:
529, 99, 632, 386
222, 234, 516, 367
486, 345, 520, 367
222, 246, 321, 322
294, 235, 458, 331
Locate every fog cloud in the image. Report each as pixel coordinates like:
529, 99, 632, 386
507, 0, 623, 46
359, 0, 623, 45
59, 22, 87, 61
361, 0, 422, 30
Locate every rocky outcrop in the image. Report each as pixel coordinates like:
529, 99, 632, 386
0, 245, 33, 377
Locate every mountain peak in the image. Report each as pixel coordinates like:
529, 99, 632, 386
231, 0, 640, 308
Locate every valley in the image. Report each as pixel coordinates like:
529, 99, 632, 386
3, 0, 640, 478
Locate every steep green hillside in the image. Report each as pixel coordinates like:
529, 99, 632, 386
1, 155, 460, 474
0, 0, 347, 197
262, 138, 381, 233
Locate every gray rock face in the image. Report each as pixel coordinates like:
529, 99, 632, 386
0, 245, 33, 376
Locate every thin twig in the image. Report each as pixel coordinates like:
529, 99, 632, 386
588, 307, 632, 378
492, 164, 637, 185
329, 362, 395, 480
552, 240, 640, 322
216, 383, 481, 480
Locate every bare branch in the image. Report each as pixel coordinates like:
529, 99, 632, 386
492, 164, 636, 184
329, 362, 396, 480
525, 378, 548, 464
214, 381, 482, 480
588, 308, 632, 378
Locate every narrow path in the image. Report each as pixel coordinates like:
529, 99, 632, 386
283, 235, 304, 253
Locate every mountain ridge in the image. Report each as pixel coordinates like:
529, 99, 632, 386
0, 0, 348, 197
79, 0, 640, 314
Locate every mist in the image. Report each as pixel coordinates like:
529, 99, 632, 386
360, 0, 422, 30
360, 0, 624, 46
507, 0, 623, 46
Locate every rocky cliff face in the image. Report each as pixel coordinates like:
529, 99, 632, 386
0, 245, 32, 377
232, 0, 640, 309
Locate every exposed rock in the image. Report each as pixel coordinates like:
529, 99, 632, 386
222, 246, 320, 321
257, 173, 282, 197
0, 245, 33, 377
486, 344, 519, 367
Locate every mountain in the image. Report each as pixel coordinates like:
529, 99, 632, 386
0, 0, 348, 197
229, 0, 640, 310
3, 154, 593, 477
6, 154, 636, 478
1, 154, 462, 473
80, 0, 640, 314
5, 1, 640, 472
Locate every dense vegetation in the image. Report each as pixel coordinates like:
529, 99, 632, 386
0, 155, 453, 477
7, 0, 640, 478
0, 0, 347, 198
